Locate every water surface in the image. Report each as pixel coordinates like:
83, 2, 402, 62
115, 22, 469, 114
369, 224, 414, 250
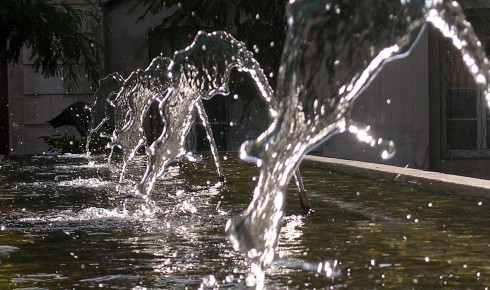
0, 154, 488, 288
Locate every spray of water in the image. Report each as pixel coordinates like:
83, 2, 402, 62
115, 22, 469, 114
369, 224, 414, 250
109, 56, 172, 181
128, 32, 310, 209
133, 31, 271, 199
86, 73, 124, 154
226, 0, 490, 285
88, 33, 313, 232
85, 32, 298, 204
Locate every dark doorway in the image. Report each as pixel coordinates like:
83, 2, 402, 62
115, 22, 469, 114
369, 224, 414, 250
0, 39, 8, 155
196, 95, 228, 151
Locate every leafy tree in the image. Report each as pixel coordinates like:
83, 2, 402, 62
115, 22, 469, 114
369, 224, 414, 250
0, 0, 103, 92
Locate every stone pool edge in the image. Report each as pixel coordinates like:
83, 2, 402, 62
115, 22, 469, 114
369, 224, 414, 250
303, 155, 490, 199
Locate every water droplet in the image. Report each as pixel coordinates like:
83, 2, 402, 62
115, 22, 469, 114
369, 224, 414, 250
381, 150, 389, 159
202, 274, 217, 287
257, 159, 263, 167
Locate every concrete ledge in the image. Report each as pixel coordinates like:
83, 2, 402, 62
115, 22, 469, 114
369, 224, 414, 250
303, 155, 490, 199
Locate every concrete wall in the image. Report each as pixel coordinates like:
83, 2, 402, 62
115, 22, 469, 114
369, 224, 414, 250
103, 1, 174, 76
8, 49, 94, 154
0, 40, 8, 154
321, 29, 430, 170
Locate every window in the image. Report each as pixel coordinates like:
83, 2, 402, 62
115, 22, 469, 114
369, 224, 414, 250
440, 9, 490, 159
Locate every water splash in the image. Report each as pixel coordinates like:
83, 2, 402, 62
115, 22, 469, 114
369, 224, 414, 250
86, 73, 124, 154
135, 31, 280, 200
227, 0, 490, 280
88, 31, 309, 210
108, 56, 172, 181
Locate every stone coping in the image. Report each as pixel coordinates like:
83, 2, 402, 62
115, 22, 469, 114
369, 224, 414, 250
303, 155, 490, 199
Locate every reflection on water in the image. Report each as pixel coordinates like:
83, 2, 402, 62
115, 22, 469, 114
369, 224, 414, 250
0, 154, 488, 288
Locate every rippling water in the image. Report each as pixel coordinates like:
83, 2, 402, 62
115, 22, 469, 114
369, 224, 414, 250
0, 154, 488, 288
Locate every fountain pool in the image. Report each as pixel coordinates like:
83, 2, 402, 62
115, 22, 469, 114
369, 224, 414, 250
0, 153, 488, 288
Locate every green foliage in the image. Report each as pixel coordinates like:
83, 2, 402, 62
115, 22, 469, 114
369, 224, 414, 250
0, 0, 103, 92
39, 133, 110, 154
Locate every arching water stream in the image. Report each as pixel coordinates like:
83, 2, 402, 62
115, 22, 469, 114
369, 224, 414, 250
88, 30, 309, 209
226, 0, 490, 286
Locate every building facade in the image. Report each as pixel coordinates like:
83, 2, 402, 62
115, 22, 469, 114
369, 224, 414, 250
4, 0, 99, 155
320, 6, 490, 179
